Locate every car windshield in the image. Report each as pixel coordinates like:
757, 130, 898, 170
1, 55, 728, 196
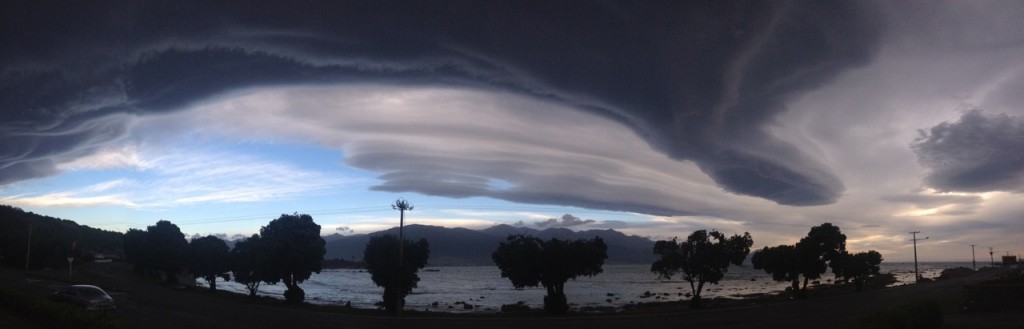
75, 287, 107, 298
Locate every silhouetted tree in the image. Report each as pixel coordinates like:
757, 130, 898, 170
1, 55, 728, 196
230, 234, 268, 297
651, 230, 753, 308
831, 250, 883, 291
258, 213, 326, 303
752, 222, 847, 298
363, 234, 430, 313
123, 228, 152, 273
795, 223, 847, 289
492, 235, 608, 314
751, 244, 802, 292
146, 220, 189, 284
189, 235, 231, 292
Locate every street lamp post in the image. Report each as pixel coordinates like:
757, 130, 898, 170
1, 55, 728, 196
391, 198, 413, 316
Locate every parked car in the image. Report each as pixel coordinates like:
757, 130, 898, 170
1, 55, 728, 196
49, 285, 116, 311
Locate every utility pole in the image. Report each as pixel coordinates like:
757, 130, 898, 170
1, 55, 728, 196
391, 198, 413, 316
909, 231, 928, 282
25, 224, 32, 271
970, 244, 976, 270
68, 240, 76, 279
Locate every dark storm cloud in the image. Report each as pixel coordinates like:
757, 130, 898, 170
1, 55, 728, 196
912, 110, 1024, 193
1, 1, 882, 206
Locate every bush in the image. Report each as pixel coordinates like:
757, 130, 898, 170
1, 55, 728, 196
849, 300, 943, 329
500, 301, 531, 313
284, 287, 305, 303
937, 267, 974, 280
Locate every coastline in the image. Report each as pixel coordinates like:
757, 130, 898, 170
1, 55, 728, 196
199, 262, 965, 314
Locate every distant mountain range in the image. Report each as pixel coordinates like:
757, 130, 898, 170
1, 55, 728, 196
324, 224, 656, 266
0, 204, 658, 268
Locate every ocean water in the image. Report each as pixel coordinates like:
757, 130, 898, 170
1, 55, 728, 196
205, 262, 974, 312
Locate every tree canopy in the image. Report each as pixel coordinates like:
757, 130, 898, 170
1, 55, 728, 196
831, 250, 883, 291
651, 230, 753, 307
146, 220, 189, 284
363, 234, 430, 313
189, 235, 231, 292
750, 244, 802, 289
800, 223, 847, 268
752, 222, 849, 297
492, 235, 607, 314
258, 213, 326, 303
229, 234, 269, 297
123, 228, 152, 272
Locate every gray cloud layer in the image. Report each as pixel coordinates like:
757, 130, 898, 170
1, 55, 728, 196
1, 1, 884, 207
535, 214, 595, 228
913, 110, 1024, 193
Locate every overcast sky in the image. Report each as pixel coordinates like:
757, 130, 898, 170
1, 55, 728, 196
2, 1, 1023, 261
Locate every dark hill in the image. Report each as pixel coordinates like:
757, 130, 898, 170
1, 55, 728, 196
325, 224, 655, 266
0, 205, 124, 269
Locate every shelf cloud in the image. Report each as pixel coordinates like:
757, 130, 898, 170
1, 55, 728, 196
1, 1, 885, 206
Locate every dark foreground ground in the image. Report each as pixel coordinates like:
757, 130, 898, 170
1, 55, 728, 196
1, 262, 1021, 329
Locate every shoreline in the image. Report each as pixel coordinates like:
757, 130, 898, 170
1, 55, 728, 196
197, 262, 956, 315
197, 269, 911, 315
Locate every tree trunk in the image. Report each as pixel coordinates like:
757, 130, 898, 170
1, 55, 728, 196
283, 276, 305, 303
691, 280, 706, 309
246, 281, 260, 297
383, 287, 402, 313
543, 283, 569, 314
790, 278, 802, 299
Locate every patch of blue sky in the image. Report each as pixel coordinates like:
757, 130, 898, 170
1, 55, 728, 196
1, 137, 649, 236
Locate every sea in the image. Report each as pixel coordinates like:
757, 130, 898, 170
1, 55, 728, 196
204, 262, 975, 313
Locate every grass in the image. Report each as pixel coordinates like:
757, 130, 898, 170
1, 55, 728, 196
0, 284, 128, 329
848, 300, 943, 329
